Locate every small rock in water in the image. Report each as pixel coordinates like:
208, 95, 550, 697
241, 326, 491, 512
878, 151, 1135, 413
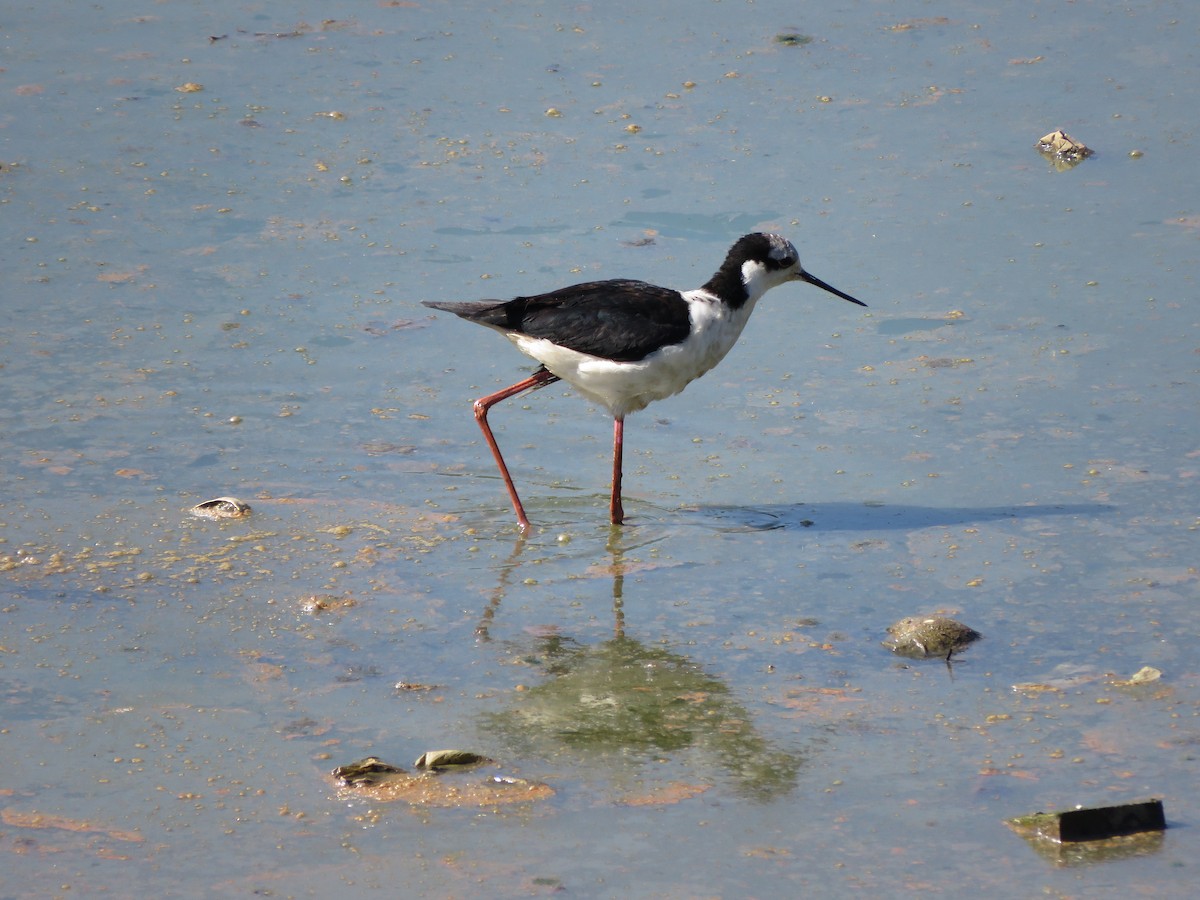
189, 496, 251, 519
1108, 665, 1162, 686
884, 615, 980, 659
332, 757, 408, 787
774, 32, 813, 46
301, 593, 356, 614
1036, 129, 1093, 168
414, 749, 491, 770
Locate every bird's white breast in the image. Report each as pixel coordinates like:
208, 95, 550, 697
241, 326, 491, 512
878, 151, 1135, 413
507, 289, 759, 419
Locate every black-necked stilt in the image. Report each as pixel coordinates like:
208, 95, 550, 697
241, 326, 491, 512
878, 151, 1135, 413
424, 232, 867, 531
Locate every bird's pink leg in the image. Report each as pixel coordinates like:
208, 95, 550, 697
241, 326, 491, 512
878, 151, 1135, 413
473, 368, 559, 531
610, 416, 625, 525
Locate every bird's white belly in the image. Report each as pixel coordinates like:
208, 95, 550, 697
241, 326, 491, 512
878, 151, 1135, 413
508, 293, 755, 419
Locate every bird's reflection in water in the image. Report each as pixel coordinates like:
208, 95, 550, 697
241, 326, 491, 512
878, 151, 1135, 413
475, 527, 633, 642
474, 529, 806, 801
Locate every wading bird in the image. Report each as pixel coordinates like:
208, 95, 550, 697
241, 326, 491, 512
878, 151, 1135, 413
424, 232, 866, 531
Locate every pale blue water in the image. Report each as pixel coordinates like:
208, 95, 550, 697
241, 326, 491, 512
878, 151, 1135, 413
2, 2, 1199, 896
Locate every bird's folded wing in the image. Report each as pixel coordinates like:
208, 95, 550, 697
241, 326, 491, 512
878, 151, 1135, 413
511, 280, 693, 362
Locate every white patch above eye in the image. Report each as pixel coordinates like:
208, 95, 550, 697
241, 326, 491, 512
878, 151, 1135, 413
765, 234, 799, 262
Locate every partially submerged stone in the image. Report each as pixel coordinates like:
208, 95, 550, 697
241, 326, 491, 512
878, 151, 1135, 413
1036, 129, 1093, 168
1108, 665, 1162, 686
301, 593, 357, 614
884, 615, 980, 660
774, 33, 813, 46
189, 496, 251, 519
332, 756, 407, 787
414, 749, 491, 770
331, 755, 553, 807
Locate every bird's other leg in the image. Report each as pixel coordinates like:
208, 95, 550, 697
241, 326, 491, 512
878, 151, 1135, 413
473, 367, 560, 531
610, 416, 625, 525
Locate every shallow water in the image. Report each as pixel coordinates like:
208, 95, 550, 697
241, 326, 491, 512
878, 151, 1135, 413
3, 1, 1199, 896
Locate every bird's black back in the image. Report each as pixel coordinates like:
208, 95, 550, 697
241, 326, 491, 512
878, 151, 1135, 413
424, 279, 692, 362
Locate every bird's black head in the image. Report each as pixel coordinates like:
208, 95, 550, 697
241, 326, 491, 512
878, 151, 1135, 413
705, 232, 866, 309
725, 233, 798, 272
702, 233, 802, 306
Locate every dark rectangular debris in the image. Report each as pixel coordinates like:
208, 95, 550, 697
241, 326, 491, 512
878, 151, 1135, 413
1009, 798, 1165, 843
1058, 799, 1165, 842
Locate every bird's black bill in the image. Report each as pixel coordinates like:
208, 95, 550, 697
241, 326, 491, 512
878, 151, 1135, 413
801, 271, 867, 307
